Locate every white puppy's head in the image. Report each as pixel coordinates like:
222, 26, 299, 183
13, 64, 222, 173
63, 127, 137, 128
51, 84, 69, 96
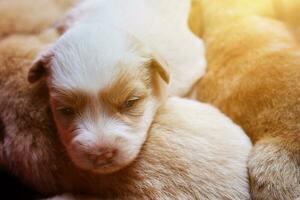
28, 24, 169, 174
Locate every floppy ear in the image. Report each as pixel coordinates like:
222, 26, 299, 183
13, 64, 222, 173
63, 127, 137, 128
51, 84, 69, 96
28, 51, 53, 83
151, 52, 170, 84
127, 33, 170, 84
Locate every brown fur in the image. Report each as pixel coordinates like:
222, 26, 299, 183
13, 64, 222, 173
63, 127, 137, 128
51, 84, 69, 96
189, 0, 300, 199
50, 89, 91, 115
100, 67, 151, 114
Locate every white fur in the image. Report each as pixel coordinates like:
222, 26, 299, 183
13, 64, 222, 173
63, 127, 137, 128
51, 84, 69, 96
58, 0, 206, 96
50, 25, 150, 94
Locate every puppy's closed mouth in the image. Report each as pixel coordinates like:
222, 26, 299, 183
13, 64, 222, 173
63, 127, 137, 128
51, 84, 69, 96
94, 160, 114, 168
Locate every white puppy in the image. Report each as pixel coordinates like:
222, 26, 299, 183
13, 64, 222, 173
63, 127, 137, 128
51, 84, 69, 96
27, 0, 206, 174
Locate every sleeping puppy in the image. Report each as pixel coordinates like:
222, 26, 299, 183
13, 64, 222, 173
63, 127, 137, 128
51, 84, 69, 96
0, 29, 250, 199
28, 25, 169, 174
27, 0, 206, 174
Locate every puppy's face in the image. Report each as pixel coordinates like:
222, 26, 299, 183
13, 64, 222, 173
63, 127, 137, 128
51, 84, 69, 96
28, 25, 169, 174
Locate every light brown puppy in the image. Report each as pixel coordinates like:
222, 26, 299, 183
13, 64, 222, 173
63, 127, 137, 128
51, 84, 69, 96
189, 0, 300, 199
0, 31, 251, 199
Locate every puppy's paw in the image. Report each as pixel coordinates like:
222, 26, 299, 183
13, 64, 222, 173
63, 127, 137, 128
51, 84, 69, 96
249, 137, 300, 200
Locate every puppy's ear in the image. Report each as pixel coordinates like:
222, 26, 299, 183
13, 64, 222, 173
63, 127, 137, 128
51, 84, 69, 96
151, 52, 170, 84
28, 51, 53, 83
128, 33, 170, 84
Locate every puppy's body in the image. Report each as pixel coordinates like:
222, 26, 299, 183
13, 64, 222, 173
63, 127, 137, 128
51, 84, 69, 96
189, 0, 300, 199
0, 32, 251, 199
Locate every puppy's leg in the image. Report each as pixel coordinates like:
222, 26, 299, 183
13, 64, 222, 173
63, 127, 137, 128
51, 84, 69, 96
249, 136, 300, 200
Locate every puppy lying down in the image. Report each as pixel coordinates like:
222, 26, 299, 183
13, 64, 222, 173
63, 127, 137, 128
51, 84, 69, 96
27, 0, 206, 174
0, 32, 251, 199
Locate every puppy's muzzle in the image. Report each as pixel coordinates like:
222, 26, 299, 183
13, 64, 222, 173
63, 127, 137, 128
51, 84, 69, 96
86, 148, 117, 167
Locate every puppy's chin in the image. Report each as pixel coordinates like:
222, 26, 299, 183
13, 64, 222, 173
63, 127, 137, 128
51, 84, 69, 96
69, 152, 139, 174
89, 160, 133, 174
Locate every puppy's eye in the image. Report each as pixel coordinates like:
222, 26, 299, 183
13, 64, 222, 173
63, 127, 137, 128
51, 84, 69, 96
122, 97, 140, 110
57, 107, 75, 116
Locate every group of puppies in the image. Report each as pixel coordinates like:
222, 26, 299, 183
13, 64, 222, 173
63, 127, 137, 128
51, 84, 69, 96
0, 0, 299, 199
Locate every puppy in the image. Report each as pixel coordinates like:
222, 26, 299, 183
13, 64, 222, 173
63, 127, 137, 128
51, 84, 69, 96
0, 32, 251, 198
189, 0, 300, 199
28, 0, 206, 174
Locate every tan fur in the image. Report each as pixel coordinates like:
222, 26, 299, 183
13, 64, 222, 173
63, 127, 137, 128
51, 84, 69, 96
0, 30, 251, 199
0, 0, 75, 38
100, 67, 151, 113
50, 89, 91, 115
189, 0, 300, 199
273, 0, 300, 39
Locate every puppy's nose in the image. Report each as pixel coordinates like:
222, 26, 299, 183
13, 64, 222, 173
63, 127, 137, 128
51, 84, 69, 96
90, 148, 117, 167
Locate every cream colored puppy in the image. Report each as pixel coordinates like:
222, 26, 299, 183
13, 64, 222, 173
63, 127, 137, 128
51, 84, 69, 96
28, 0, 205, 174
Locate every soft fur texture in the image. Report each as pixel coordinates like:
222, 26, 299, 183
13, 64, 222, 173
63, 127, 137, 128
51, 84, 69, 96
26, 0, 206, 174
189, 0, 300, 199
0, 0, 74, 38
0, 32, 251, 199
0, 1, 73, 197
273, 0, 300, 38
55, 0, 206, 97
